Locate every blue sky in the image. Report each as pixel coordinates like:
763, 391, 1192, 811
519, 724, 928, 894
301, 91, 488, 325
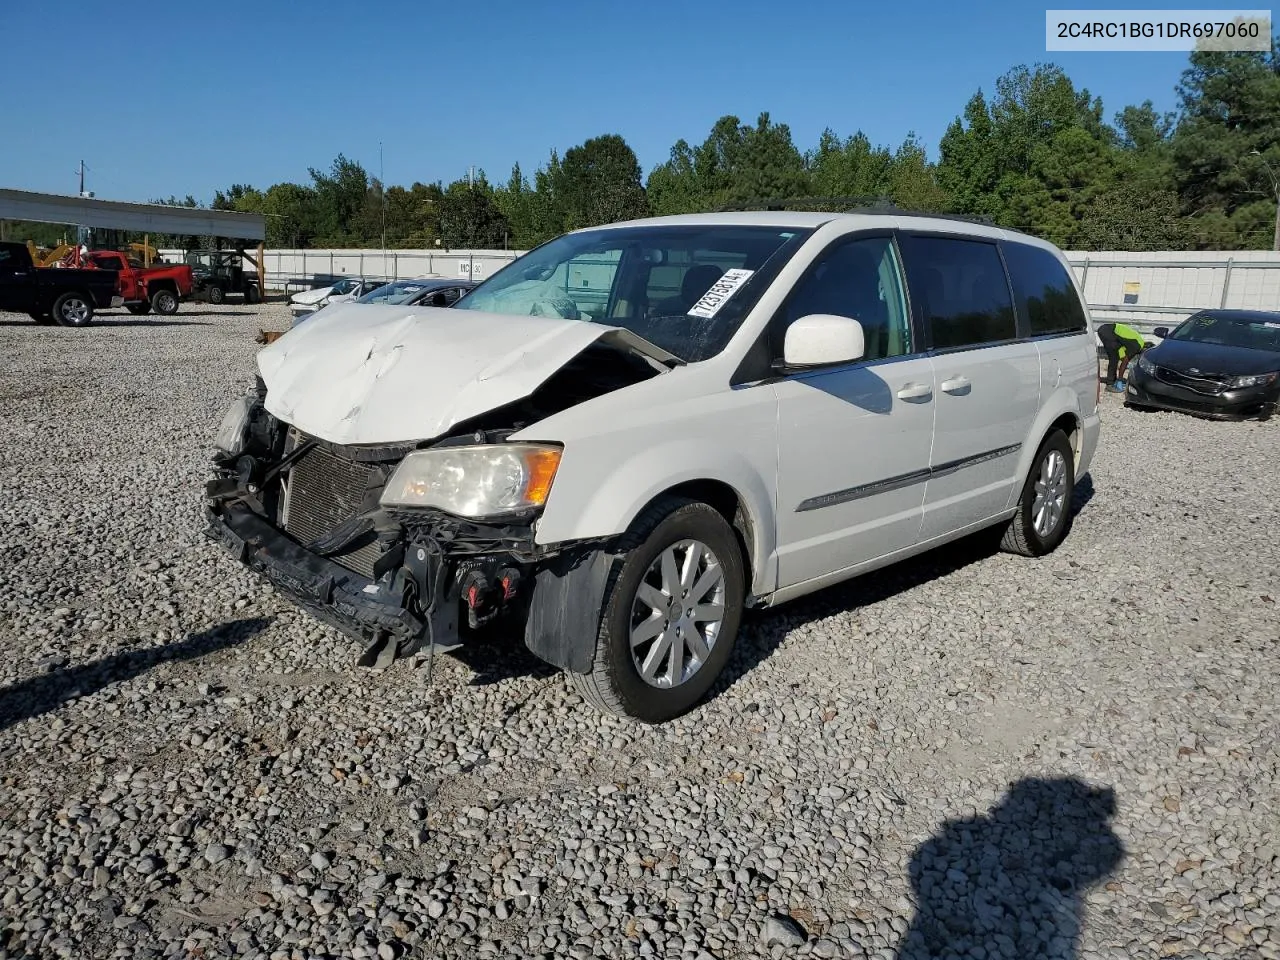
2, 0, 1197, 203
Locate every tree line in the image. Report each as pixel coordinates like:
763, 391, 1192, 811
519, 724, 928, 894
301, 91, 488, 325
22, 42, 1277, 252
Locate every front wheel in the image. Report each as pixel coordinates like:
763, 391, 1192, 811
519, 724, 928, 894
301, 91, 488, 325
568, 496, 745, 723
151, 289, 179, 315
1000, 429, 1075, 557
51, 292, 94, 327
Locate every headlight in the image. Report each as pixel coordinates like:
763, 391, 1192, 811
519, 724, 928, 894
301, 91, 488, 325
1136, 353, 1156, 374
213, 394, 254, 457
1229, 372, 1278, 389
380, 444, 562, 518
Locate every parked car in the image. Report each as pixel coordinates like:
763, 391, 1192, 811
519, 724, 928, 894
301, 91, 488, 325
207, 212, 1100, 722
289, 279, 474, 329
0, 241, 122, 327
355, 278, 476, 307
1126, 309, 1280, 420
84, 250, 194, 315
288, 277, 385, 319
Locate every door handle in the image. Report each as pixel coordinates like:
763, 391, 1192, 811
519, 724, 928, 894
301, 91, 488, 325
940, 376, 971, 395
896, 382, 933, 401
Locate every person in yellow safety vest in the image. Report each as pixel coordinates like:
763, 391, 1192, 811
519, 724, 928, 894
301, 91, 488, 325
1096, 322, 1149, 393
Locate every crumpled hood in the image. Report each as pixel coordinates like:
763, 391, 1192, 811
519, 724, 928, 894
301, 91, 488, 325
257, 302, 675, 445
289, 285, 335, 306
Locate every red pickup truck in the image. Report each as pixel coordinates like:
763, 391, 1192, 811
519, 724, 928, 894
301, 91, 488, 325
84, 250, 194, 315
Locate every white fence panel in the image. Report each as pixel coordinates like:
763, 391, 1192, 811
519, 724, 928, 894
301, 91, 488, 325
158, 246, 1280, 334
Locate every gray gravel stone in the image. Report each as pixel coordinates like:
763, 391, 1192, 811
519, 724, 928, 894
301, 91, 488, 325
0, 306, 1277, 960
764, 913, 807, 946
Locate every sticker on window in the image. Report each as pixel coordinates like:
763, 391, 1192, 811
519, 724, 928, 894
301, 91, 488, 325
687, 269, 755, 319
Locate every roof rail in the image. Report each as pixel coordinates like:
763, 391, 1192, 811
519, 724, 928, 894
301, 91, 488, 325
843, 204, 1004, 228
707, 197, 1013, 231
710, 195, 890, 213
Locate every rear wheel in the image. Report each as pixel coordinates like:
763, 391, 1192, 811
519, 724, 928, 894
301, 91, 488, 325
205, 284, 225, 305
126, 302, 151, 316
1000, 429, 1074, 557
568, 496, 745, 723
51, 292, 94, 327
151, 289, 179, 315
244, 284, 260, 304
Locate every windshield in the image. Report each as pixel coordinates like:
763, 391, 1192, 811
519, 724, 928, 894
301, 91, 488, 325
454, 224, 813, 362
1169, 313, 1280, 352
358, 280, 439, 305
330, 279, 357, 295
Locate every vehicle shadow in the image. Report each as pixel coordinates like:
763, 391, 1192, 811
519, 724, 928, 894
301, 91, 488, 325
0, 617, 271, 735
714, 471, 1096, 698
1071, 472, 1095, 517
448, 622, 559, 686
439, 471, 1097, 694
0, 320, 212, 328
897, 776, 1123, 958
94, 319, 215, 327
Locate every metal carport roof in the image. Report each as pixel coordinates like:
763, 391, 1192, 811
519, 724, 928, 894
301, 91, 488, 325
0, 189, 265, 241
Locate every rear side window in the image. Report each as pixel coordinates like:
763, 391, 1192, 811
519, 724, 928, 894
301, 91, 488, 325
899, 236, 1015, 350
1003, 243, 1087, 336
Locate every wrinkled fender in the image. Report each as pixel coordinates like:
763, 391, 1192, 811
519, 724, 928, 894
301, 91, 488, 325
535, 440, 778, 597
1007, 384, 1089, 509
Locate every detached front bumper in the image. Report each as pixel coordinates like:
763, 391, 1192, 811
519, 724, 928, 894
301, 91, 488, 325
207, 502, 440, 650
1127, 368, 1278, 420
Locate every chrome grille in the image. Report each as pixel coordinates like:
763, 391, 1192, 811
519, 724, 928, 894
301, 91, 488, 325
282, 443, 380, 577
1154, 366, 1229, 395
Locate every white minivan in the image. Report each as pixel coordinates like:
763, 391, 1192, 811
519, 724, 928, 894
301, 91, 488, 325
208, 212, 1100, 722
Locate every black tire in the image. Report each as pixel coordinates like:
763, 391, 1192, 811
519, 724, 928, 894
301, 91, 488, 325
51, 291, 94, 328
29, 311, 55, 325
244, 284, 260, 304
205, 284, 225, 305
568, 496, 745, 723
1000, 429, 1075, 558
126, 302, 151, 316
151, 288, 179, 315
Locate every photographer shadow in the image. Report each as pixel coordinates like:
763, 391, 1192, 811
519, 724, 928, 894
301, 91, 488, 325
898, 776, 1123, 960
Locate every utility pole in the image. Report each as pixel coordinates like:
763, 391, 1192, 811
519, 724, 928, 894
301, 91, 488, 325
467, 166, 475, 280
76, 160, 90, 258
379, 141, 387, 278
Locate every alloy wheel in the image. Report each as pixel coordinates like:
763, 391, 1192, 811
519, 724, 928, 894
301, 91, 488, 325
628, 539, 726, 688
62, 298, 89, 323
1032, 449, 1068, 539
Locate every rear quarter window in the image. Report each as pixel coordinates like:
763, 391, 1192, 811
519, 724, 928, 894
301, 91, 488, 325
1003, 243, 1087, 337
899, 235, 1016, 350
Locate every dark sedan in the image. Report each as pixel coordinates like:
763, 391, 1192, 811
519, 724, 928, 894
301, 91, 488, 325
1126, 309, 1280, 420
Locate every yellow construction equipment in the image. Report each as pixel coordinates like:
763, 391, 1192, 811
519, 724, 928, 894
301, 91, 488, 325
125, 242, 163, 265
26, 241, 75, 267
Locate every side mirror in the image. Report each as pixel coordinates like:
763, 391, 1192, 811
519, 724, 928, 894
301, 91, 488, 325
782, 314, 866, 368
1153, 326, 1169, 338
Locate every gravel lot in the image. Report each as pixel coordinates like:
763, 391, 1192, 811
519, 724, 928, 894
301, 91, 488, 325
0, 303, 1277, 960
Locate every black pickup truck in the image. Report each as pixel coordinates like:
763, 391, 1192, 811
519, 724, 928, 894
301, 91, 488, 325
0, 241, 122, 327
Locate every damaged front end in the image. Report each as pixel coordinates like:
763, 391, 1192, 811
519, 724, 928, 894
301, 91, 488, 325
205, 335, 660, 672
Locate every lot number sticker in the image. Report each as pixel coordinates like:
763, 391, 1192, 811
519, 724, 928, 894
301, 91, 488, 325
687, 269, 754, 319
